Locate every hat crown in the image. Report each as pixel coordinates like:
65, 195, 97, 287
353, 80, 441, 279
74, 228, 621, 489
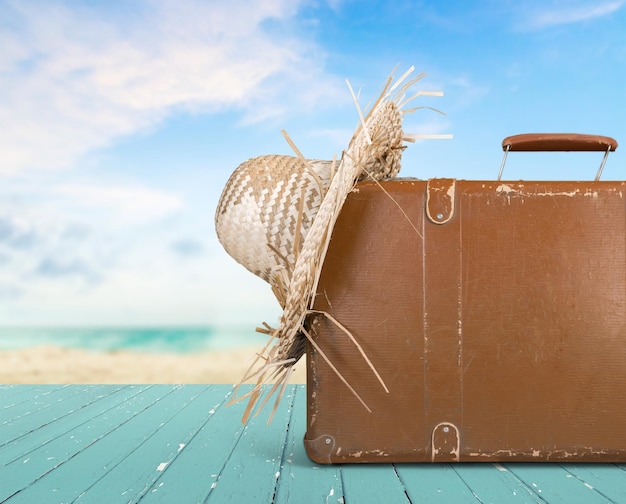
215, 155, 333, 303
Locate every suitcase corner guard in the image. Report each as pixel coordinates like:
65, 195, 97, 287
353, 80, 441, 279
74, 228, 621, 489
303, 434, 336, 464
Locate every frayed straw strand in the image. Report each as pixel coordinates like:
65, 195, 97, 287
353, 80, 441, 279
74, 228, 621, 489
397, 90, 443, 109
267, 243, 292, 278
230, 349, 295, 423
388, 65, 416, 95
281, 129, 325, 195
256, 366, 295, 424
292, 186, 306, 258
241, 381, 262, 424
329, 153, 337, 182
256, 321, 274, 335
310, 309, 389, 393
349, 68, 397, 143
402, 105, 447, 115
300, 326, 372, 413
229, 343, 272, 405
346, 79, 372, 145
395, 72, 428, 98
362, 167, 424, 239
240, 354, 296, 385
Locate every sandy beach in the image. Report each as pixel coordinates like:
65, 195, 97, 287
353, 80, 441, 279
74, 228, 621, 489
0, 345, 307, 384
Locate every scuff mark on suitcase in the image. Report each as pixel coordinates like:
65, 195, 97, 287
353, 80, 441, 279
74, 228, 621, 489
495, 184, 519, 205
347, 449, 390, 458
495, 184, 518, 194
467, 447, 610, 460
496, 184, 603, 199
462, 353, 475, 374
530, 189, 597, 198
468, 449, 533, 459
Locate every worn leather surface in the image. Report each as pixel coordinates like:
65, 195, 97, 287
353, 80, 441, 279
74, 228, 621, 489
305, 178, 626, 463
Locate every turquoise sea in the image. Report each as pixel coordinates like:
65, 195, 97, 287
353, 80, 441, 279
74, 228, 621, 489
0, 326, 267, 353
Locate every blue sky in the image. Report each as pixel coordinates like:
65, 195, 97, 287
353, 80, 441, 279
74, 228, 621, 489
0, 0, 624, 328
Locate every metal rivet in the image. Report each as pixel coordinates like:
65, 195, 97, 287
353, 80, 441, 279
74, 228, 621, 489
325, 438, 331, 445
436, 213, 444, 220
442, 426, 450, 433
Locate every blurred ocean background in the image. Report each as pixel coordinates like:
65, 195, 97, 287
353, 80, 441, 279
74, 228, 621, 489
0, 327, 267, 353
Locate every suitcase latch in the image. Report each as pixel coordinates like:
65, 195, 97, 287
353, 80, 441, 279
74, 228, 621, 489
426, 178, 456, 224
431, 422, 460, 462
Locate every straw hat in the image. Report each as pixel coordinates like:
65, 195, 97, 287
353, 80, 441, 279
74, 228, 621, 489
216, 155, 334, 307
215, 66, 449, 420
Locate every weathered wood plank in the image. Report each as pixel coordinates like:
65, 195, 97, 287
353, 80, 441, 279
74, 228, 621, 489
1, 386, 76, 423
201, 385, 297, 502
0, 386, 149, 471
452, 464, 545, 503
1, 385, 129, 450
2, 385, 626, 504
137, 385, 244, 503
0, 385, 175, 502
507, 464, 617, 504
395, 464, 481, 503
0, 385, 66, 407
342, 465, 411, 503
73, 385, 227, 503
273, 385, 344, 504
559, 464, 626, 504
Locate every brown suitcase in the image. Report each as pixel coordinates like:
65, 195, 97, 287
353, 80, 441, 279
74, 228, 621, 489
304, 134, 625, 463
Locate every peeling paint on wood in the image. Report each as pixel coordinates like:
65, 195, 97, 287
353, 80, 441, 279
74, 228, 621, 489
1, 385, 625, 503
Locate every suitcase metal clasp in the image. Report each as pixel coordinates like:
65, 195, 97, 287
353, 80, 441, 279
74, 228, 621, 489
426, 178, 456, 224
431, 422, 460, 462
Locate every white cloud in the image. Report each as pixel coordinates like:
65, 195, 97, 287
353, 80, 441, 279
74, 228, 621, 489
54, 184, 184, 225
0, 226, 280, 327
0, 179, 183, 300
0, 0, 339, 175
0, 168, 280, 326
521, 1, 625, 30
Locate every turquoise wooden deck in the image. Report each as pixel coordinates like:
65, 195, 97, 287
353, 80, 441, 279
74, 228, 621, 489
1, 385, 625, 503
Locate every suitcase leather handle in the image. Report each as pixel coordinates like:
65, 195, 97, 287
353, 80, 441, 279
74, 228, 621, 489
499, 133, 619, 181
502, 133, 618, 152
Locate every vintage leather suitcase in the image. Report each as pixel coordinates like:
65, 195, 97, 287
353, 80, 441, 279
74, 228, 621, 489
304, 134, 625, 463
